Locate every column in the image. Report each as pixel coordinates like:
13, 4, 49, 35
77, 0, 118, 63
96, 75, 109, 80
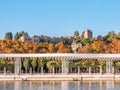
14, 57, 21, 75
106, 61, 112, 74
62, 59, 69, 75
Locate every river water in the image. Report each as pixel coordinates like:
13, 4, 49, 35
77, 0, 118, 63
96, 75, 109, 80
0, 80, 120, 90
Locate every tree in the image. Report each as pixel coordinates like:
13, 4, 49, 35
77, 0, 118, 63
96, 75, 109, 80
82, 60, 92, 75
14, 31, 29, 40
115, 61, 120, 73
102, 31, 116, 43
47, 61, 58, 75
110, 38, 120, 53
23, 59, 29, 73
2, 58, 13, 74
38, 58, 45, 74
56, 60, 62, 73
56, 42, 71, 53
84, 60, 96, 74
77, 44, 91, 53
74, 31, 79, 39
4, 32, 13, 40
75, 61, 83, 75
14, 32, 20, 40
48, 44, 56, 53
116, 33, 120, 39
21, 31, 29, 36
91, 40, 106, 53
31, 58, 37, 73
98, 60, 106, 75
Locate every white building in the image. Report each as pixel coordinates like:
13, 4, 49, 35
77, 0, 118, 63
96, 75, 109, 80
81, 30, 93, 38
31, 36, 40, 43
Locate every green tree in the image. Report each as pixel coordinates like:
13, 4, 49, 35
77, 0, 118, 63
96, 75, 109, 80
116, 33, 120, 39
102, 31, 116, 43
2, 58, 13, 74
115, 61, 120, 73
69, 61, 75, 73
4, 32, 13, 40
38, 58, 45, 74
31, 58, 37, 74
14, 31, 29, 40
57, 60, 62, 73
98, 60, 106, 75
82, 60, 92, 75
47, 61, 58, 75
75, 38, 94, 46
23, 59, 29, 73
21, 31, 29, 36
75, 61, 83, 75
74, 31, 79, 39
0, 59, 3, 73
14, 32, 20, 40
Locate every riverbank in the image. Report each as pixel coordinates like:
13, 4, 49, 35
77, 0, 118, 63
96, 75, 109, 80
0, 74, 120, 81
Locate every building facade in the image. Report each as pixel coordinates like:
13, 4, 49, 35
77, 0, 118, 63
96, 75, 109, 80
19, 36, 32, 42
19, 35, 74, 44
81, 30, 93, 38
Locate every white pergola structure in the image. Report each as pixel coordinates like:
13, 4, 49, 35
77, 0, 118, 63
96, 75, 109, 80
0, 53, 120, 75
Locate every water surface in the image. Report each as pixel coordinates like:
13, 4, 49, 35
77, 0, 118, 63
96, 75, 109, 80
0, 80, 120, 90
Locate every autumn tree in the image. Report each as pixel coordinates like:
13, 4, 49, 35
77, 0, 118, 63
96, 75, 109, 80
91, 40, 106, 53
77, 44, 91, 53
48, 43, 56, 53
110, 38, 120, 53
56, 42, 71, 53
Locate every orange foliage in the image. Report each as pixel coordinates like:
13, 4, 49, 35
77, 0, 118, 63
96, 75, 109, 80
1, 37, 120, 54
110, 38, 120, 53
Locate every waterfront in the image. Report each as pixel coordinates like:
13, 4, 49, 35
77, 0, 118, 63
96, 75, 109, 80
0, 81, 120, 90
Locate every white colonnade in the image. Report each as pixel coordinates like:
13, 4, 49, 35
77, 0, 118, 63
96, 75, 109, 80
0, 53, 120, 75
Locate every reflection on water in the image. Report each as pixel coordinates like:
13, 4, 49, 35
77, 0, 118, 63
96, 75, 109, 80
0, 80, 120, 90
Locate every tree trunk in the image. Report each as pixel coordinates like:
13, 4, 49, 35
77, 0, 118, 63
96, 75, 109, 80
70, 67, 72, 73
59, 67, 61, 73
53, 67, 54, 75
89, 67, 91, 75
33, 67, 35, 74
37, 67, 39, 73
112, 67, 114, 75
4, 67, 6, 74
100, 66, 102, 75
55, 67, 57, 73
30, 67, 32, 75
41, 67, 43, 75
78, 66, 80, 75
25, 67, 27, 74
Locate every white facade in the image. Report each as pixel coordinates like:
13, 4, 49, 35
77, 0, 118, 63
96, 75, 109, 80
32, 36, 40, 43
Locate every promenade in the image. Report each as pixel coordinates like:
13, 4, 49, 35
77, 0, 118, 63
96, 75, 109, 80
0, 73, 120, 81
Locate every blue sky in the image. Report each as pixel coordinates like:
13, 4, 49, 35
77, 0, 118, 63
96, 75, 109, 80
0, 0, 120, 39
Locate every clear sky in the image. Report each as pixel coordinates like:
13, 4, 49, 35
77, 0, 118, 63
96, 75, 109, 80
0, 0, 120, 39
